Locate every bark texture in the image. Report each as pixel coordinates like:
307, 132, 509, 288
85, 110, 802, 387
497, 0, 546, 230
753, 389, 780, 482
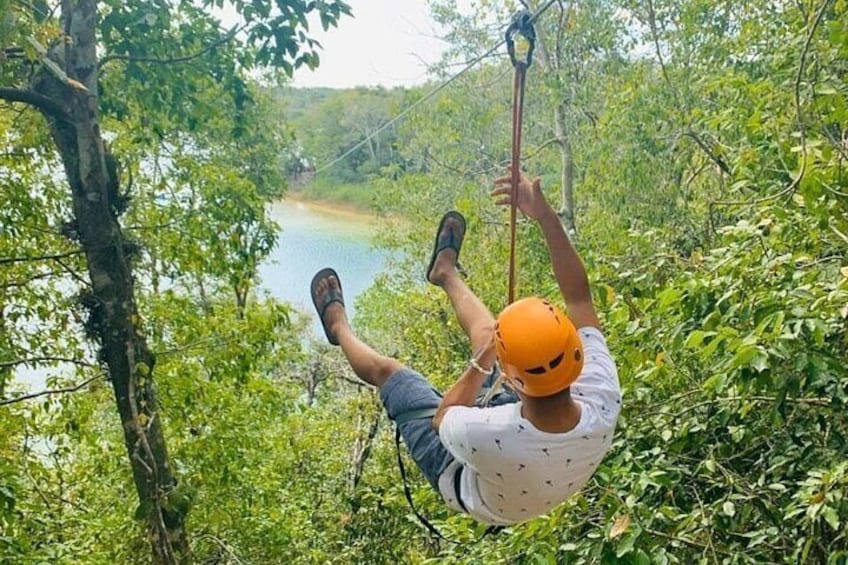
24, 1, 189, 562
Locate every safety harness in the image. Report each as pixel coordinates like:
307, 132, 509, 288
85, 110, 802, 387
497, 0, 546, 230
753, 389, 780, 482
393, 391, 502, 543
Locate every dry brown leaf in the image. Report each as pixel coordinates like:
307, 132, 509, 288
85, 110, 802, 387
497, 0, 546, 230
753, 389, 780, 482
67, 78, 90, 92
609, 513, 630, 539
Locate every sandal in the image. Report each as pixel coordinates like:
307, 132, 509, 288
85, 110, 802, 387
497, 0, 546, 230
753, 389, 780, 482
310, 267, 345, 345
426, 211, 467, 284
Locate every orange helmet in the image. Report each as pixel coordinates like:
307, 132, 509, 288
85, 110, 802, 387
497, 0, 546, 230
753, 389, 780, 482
494, 297, 584, 397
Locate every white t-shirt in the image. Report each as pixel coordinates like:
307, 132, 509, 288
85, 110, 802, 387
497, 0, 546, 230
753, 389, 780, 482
438, 327, 620, 525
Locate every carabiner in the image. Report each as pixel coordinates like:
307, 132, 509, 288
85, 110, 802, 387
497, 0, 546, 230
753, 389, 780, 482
505, 9, 536, 68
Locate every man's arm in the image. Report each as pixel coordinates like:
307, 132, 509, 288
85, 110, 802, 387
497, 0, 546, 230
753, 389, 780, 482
493, 168, 601, 330
432, 339, 498, 430
536, 206, 601, 330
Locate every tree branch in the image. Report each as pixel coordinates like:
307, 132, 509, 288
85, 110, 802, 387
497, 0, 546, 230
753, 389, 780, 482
98, 25, 245, 68
710, 0, 831, 210
191, 534, 247, 565
0, 356, 98, 370
0, 374, 106, 407
645, 395, 831, 421
0, 87, 70, 121
522, 137, 561, 161
2, 46, 26, 59
13, 0, 50, 19
0, 270, 64, 289
52, 256, 91, 288
645, 0, 674, 97
684, 130, 731, 175
0, 249, 84, 266
336, 373, 370, 389
348, 411, 381, 493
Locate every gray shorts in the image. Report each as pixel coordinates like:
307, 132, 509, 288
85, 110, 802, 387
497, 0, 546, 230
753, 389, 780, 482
379, 366, 519, 495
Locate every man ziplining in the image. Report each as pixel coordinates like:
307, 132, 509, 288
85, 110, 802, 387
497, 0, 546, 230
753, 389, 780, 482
310, 168, 621, 525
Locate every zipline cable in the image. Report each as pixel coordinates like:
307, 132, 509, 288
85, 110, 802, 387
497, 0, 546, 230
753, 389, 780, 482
311, 0, 557, 176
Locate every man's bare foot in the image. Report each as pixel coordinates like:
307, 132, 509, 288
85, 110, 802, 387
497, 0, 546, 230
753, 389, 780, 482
427, 240, 458, 286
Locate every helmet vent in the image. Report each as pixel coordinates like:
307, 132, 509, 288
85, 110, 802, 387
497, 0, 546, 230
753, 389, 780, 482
574, 349, 582, 362
526, 366, 547, 375
549, 352, 564, 369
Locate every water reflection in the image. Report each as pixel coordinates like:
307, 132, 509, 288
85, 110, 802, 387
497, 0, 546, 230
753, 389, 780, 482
258, 199, 388, 339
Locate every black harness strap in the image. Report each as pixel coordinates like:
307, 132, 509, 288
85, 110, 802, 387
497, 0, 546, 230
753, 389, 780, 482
452, 464, 468, 512
394, 418, 503, 543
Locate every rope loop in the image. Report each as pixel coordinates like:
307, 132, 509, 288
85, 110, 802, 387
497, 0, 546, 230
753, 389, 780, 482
505, 9, 536, 68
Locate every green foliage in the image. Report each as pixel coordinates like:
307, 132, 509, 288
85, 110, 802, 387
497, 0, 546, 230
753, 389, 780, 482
278, 86, 410, 187
352, 0, 848, 562
290, 178, 379, 209
2, 0, 847, 562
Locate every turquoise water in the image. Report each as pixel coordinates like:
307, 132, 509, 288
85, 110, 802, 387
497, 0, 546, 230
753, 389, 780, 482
258, 199, 389, 340
12, 200, 386, 391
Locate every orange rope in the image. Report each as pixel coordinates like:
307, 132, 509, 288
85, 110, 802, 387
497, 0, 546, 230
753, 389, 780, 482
508, 61, 528, 305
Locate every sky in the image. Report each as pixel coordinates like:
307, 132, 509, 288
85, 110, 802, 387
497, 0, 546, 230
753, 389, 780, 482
290, 0, 473, 89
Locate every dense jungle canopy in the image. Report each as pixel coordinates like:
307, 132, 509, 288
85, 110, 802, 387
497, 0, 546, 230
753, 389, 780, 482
1, 0, 846, 563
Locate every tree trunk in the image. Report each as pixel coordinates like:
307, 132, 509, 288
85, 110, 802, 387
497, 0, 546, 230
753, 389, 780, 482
553, 102, 577, 235
526, 1, 578, 235
348, 411, 381, 494
27, 2, 189, 562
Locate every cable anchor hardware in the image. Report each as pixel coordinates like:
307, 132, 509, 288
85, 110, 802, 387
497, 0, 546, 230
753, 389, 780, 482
505, 9, 536, 69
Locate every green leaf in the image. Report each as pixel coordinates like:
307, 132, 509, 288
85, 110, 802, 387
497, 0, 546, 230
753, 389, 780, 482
731, 345, 758, 368
684, 330, 708, 349
630, 550, 651, 565
822, 506, 840, 531
751, 351, 769, 372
